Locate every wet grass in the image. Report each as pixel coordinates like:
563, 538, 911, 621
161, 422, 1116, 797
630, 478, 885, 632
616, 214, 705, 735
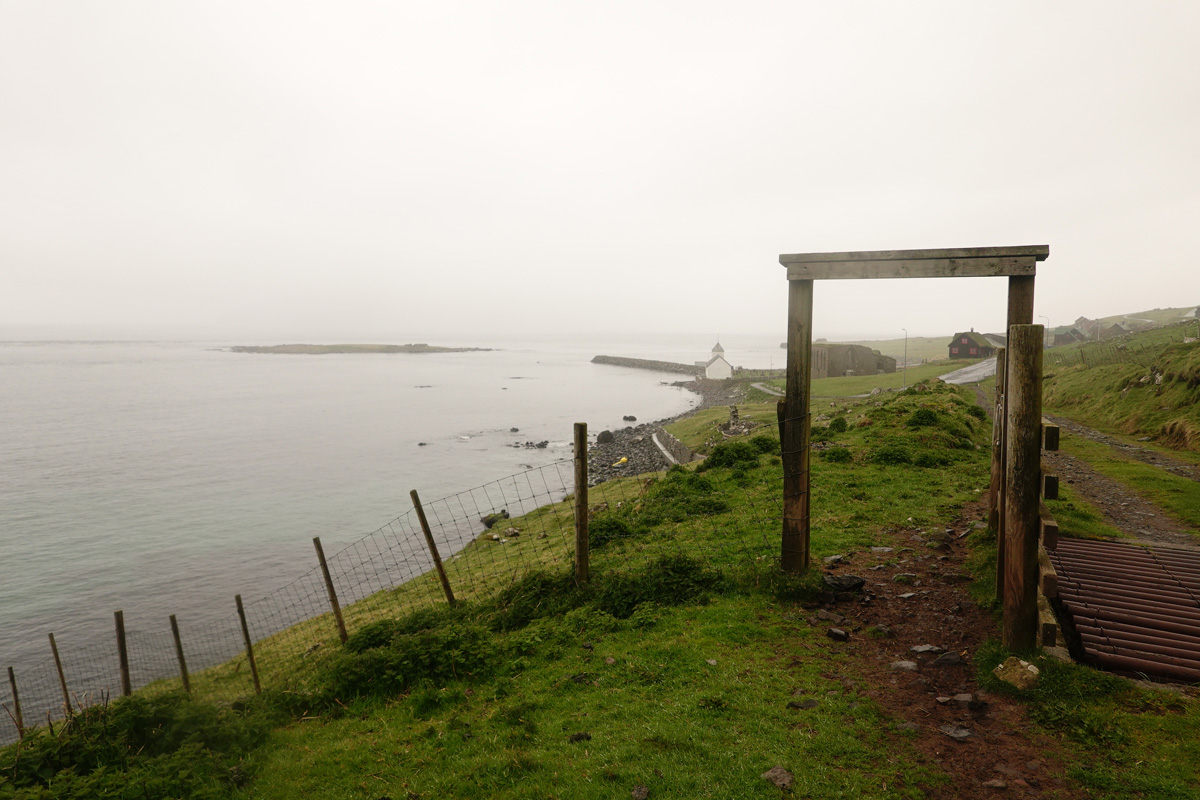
9, 379, 1200, 799
1058, 436, 1200, 530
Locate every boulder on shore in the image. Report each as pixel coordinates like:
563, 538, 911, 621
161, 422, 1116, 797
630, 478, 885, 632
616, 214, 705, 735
481, 510, 510, 529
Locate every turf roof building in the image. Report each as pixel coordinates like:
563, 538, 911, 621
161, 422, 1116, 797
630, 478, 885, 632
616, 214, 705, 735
947, 329, 998, 359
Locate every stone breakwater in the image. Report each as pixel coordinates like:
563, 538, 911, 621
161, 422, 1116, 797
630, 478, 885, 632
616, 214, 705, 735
586, 423, 700, 485
591, 355, 702, 376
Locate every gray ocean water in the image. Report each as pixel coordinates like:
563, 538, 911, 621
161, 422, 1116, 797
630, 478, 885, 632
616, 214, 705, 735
0, 334, 783, 685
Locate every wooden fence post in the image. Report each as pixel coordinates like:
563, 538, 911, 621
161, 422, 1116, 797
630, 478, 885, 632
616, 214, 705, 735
234, 595, 262, 695
1003, 324, 1044, 653
169, 615, 191, 693
782, 278, 814, 573
6, 667, 23, 739
992, 348, 1009, 603
114, 611, 132, 697
312, 537, 349, 641
988, 347, 1007, 532
48, 633, 73, 714
410, 491, 456, 605
573, 422, 590, 583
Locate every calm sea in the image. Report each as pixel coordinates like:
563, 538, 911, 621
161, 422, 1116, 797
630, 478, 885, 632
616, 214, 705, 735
0, 334, 783, 681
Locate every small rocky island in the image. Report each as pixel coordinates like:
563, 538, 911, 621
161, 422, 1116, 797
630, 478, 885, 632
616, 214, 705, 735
230, 343, 492, 355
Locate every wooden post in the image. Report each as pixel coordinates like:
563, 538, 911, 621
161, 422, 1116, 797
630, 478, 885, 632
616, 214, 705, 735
114, 611, 131, 697
988, 347, 1007, 530
782, 279, 814, 572
312, 537, 349, 642
235, 595, 261, 695
573, 422, 590, 583
6, 667, 23, 739
998, 276, 1034, 605
1003, 325, 1044, 653
1006, 275, 1035, 334
48, 633, 72, 714
169, 615, 191, 693
992, 348, 1008, 602
410, 491, 456, 605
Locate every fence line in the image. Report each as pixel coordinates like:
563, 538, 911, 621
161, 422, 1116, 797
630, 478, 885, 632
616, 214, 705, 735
3, 442, 782, 746
1044, 322, 1196, 369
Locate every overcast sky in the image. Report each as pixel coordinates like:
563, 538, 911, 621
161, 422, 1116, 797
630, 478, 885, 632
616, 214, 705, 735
2, 1, 1198, 342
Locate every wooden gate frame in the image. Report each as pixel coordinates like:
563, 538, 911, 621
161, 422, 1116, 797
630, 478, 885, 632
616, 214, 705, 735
779, 245, 1050, 649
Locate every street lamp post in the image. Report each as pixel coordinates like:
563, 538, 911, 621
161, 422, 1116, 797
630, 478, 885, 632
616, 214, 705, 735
902, 328, 908, 389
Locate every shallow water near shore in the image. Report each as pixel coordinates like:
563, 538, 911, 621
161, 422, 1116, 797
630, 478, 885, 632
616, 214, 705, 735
0, 334, 784, 690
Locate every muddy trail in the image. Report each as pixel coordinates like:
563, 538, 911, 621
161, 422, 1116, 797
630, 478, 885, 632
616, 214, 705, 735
807, 501, 1083, 799
1040, 413, 1199, 551
1044, 413, 1200, 484
971, 386, 1198, 550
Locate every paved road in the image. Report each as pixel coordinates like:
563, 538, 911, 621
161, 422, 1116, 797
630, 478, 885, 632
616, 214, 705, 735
751, 382, 785, 397
939, 359, 997, 385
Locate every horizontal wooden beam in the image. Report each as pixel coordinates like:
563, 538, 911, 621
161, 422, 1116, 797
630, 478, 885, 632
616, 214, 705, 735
781, 245, 1050, 264
784, 256, 1039, 281
780, 245, 1049, 281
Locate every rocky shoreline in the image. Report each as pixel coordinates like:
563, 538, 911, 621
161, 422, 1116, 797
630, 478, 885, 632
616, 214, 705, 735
586, 378, 746, 485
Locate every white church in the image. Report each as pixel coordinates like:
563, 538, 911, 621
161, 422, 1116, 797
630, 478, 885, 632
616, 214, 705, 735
695, 341, 733, 380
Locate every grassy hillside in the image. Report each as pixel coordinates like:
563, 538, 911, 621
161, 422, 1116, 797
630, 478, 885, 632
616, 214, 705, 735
3, 382, 1198, 799
1089, 305, 1200, 329
1044, 335, 1200, 453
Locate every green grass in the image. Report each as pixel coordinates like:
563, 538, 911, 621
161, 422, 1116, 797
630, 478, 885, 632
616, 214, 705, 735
7, 379, 1200, 799
1057, 436, 1200, 530
832, 335, 964, 364
1044, 336, 1200, 454
239, 595, 941, 800
1043, 482, 1130, 541
752, 359, 980, 400
975, 640, 1200, 800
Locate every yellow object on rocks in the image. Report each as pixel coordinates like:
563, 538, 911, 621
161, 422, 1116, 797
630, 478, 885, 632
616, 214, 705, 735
612, 456, 627, 467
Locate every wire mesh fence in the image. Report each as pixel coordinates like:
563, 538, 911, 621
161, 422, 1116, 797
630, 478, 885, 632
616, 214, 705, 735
1044, 323, 1198, 369
2, 449, 783, 746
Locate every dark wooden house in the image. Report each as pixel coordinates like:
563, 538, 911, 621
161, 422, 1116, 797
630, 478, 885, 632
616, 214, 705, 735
948, 330, 996, 359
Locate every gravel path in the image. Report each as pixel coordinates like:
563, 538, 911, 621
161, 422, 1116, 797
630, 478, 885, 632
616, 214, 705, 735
1044, 413, 1200, 482
1039, 414, 1200, 550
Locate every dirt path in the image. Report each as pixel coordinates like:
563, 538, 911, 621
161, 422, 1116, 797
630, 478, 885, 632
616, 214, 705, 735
1040, 415, 1200, 551
1043, 413, 1200, 483
808, 500, 1082, 798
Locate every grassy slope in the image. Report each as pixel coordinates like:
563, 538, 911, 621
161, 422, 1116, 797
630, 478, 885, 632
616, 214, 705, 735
1044, 337, 1200, 453
747, 358, 978, 402
237, 384, 1198, 800
830, 336, 962, 364
5, 383, 1199, 799
236, 383, 996, 800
